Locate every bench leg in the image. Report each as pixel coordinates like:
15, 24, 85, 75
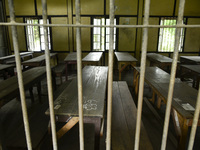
37, 81, 42, 102
65, 64, 68, 81
29, 87, 34, 102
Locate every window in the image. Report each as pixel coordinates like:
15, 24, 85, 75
158, 17, 185, 52
26, 18, 51, 51
93, 18, 116, 51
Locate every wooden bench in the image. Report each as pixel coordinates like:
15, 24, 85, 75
5, 80, 72, 150
52, 63, 66, 84
112, 81, 153, 150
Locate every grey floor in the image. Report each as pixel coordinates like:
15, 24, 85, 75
0, 67, 199, 150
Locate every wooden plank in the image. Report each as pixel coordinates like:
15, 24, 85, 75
181, 65, 200, 74
0, 64, 15, 71
147, 53, 173, 63
64, 52, 77, 62
112, 82, 133, 150
118, 81, 153, 150
22, 53, 57, 66
180, 56, 200, 64
46, 66, 108, 118
56, 117, 79, 139
82, 52, 103, 62
0, 67, 46, 107
115, 52, 137, 62
0, 52, 33, 64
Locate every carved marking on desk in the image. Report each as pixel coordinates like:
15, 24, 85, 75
83, 100, 97, 110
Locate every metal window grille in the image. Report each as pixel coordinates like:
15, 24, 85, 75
1, 0, 200, 150
158, 17, 185, 52
26, 18, 51, 51
93, 18, 116, 51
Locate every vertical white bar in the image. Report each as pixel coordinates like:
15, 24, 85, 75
134, 0, 150, 150
8, 0, 32, 149
106, 0, 114, 149
75, 0, 84, 149
160, 0, 185, 150
41, 0, 58, 149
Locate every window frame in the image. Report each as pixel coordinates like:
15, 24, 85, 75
25, 17, 52, 52
157, 17, 185, 53
92, 17, 117, 52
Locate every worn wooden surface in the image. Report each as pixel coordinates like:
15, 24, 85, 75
181, 65, 200, 74
181, 65, 200, 89
115, 52, 137, 62
115, 52, 137, 80
0, 67, 46, 108
134, 66, 199, 149
82, 52, 103, 65
46, 66, 108, 117
64, 52, 77, 80
64, 52, 77, 62
180, 56, 200, 64
0, 64, 15, 71
0, 52, 33, 64
112, 81, 153, 150
147, 53, 173, 63
22, 53, 57, 67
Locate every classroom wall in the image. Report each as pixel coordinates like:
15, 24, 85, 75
4, 0, 200, 62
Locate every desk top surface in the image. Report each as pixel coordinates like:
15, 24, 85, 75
64, 52, 77, 62
0, 66, 46, 100
0, 64, 15, 71
180, 56, 200, 63
135, 67, 181, 83
147, 53, 173, 63
0, 52, 33, 63
22, 53, 57, 64
82, 52, 103, 62
46, 66, 108, 117
115, 52, 137, 62
181, 65, 200, 74
135, 66, 197, 119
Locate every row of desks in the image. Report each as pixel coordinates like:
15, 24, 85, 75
65, 52, 138, 80
147, 53, 200, 89
134, 66, 198, 149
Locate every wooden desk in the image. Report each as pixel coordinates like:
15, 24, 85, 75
82, 52, 103, 66
134, 67, 199, 150
181, 65, 200, 89
0, 52, 33, 64
0, 67, 46, 108
22, 53, 58, 67
45, 66, 108, 149
115, 52, 137, 80
0, 64, 15, 79
64, 52, 77, 80
180, 56, 200, 65
147, 53, 175, 72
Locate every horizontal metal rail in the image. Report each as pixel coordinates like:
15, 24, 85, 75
0, 22, 200, 28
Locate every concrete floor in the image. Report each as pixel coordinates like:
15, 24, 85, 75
0, 67, 200, 150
